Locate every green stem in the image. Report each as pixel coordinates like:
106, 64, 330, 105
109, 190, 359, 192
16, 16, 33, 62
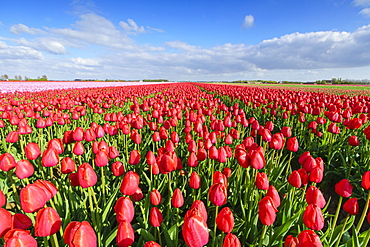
258, 225, 268, 247
334, 215, 350, 247
157, 227, 163, 246
329, 196, 343, 243
212, 206, 219, 247
356, 191, 370, 233
100, 166, 106, 204
363, 228, 370, 247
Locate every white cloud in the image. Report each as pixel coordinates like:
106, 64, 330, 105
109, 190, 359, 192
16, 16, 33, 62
0, 41, 43, 60
165, 41, 200, 52
10, 24, 46, 35
119, 19, 145, 33
360, 7, 370, 17
71, 57, 101, 67
353, 0, 370, 6
16, 38, 67, 55
243, 15, 254, 28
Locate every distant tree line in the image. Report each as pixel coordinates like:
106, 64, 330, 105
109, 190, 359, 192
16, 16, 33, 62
1, 74, 48, 81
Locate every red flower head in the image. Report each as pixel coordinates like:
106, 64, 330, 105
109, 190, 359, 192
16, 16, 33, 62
120, 171, 140, 196
258, 196, 278, 226
64, 221, 97, 247
303, 204, 324, 231
34, 207, 62, 237
335, 179, 353, 198
216, 207, 234, 233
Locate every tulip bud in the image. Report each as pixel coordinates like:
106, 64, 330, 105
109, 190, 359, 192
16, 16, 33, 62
0, 153, 17, 172
258, 196, 278, 226
284, 235, 299, 247
0, 208, 12, 238
15, 160, 34, 179
306, 186, 326, 208
20, 184, 48, 213
34, 207, 62, 237
129, 150, 141, 165
114, 197, 135, 223
216, 207, 234, 233
61, 157, 76, 174
288, 170, 302, 188
222, 233, 241, 247
362, 171, 370, 190
297, 230, 323, 247
95, 150, 109, 167
64, 221, 97, 247
6, 131, 19, 143
4, 229, 37, 247
189, 171, 201, 189
120, 171, 140, 196
255, 172, 269, 190
73, 141, 85, 155
343, 198, 359, 215
41, 148, 59, 167
171, 188, 184, 208
24, 142, 41, 160
209, 183, 227, 206
182, 212, 209, 247
303, 204, 324, 231
335, 179, 353, 198
149, 207, 163, 227
77, 163, 98, 188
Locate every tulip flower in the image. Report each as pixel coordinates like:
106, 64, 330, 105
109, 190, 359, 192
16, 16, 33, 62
15, 160, 34, 179
116, 220, 135, 247
77, 163, 98, 188
343, 198, 359, 215
250, 147, 266, 170
73, 141, 85, 155
266, 185, 280, 208
149, 207, 163, 227
4, 229, 37, 247
216, 207, 234, 233
61, 157, 76, 174
189, 171, 201, 189
34, 180, 58, 201
47, 139, 64, 154
0, 208, 12, 238
158, 152, 177, 173
12, 213, 32, 230
335, 179, 353, 198
284, 235, 298, 247
41, 148, 59, 167
34, 207, 62, 237
269, 133, 284, 150
222, 233, 241, 247
114, 196, 135, 223
191, 200, 208, 223
24, 142, 41, 160
303, 204, 324, 231
120, 171, 140, 196
144, 241, 161, 247
129, 150, 141, 165
306, 186, 326, 208
150, 189, 162, 205
288, 170, 302, 188
111, 161, 125, 176
281, 126, 292, 137
95, 150, 109, 167
297, 230, 323, 247
258, 196, 278, 226
0, 153, 17, 172
348, 135, 360, 146
182, 212, 209, 247
172, 188, 184, 208
255, 172, 269, 190
64, 221, 97, 247
0, 189, 6, 207
73, 127, 85, 141
20, 184, 48, 213
286, 137, 299, 152
6, 131, 19, 143
131, 187, 144, 202
361, 171, 370, 190
188, 152, 199, 167
209, 183, 227, 206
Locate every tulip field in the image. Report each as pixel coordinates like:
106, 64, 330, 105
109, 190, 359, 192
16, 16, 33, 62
1, 82, 370, 247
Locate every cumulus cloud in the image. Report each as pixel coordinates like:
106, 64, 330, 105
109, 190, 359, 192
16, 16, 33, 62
10, 24, 46, 35
243, 15, 254, 28
0, 41, 43, 60
119, 19, 145, 33
16, 38, 67, 55
353, 0, 370, 17
360, 8, 370, 17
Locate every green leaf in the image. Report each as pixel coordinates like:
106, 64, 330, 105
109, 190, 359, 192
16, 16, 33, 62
101, 185, 120, 223
329, 215, 355, 246
269, 208, 302, 246
103, 227, 118, 246
137, 228, 156, 242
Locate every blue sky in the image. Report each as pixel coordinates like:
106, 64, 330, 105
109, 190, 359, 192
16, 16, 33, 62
1, 0, 370, 81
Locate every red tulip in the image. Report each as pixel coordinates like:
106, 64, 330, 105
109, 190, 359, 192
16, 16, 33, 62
116, 221, 135, 247
0, 153, 17, 171
269, 133, 284, 150
209, 183, 227, 206
348, 135, 360, 146
258, 196, 278, 226
284, 235, 298, 247
20, 184, 48, 213
15, 160, 34, 179
182, 212, 209, 247
34, 180, 58, 201
266, 185, 280, 208
216, 207, 234, 233
12, 213, 32, 230
41, 148, 59, 167
0, 208, 12, 238
191, 200, 208, 223
149, 207, 163, 227
150, 189, 162, 206
189, 171, 201, 189
35, 207, 61, 237
95, 150, 109, 167
129, 150, 141, 165
297, 230, 323, 247
4, 229, 37, 247
114, 196, 135, 223
6, 131, 19, 143
335, 179, 353, 198
158, 151, 177, 173
362, 171, 370, 190
47, 138, 64, 154
343, 198, 359, 215
250, 147, 266, 169
24, 142, 41, 160
286, 137, 299, 152
144, 241, 161, 247
73, 141, 85, 155
111, 161, 125, 176
288, 170, 302, 188
172, 188, 184, 208
77, 163, 98, 188
73, 127, 85, 141
131, 187, 144, 202
64, 221, 97, 247
222, 233, 241, 247
0, 189, 6, 207
281, 126, 292, 137
61, 157, 76, 174
255, 172, 269, 190
303, 204, 324, 231
120, 171, 140, 196
188, 152, 199, 167
306, 186, 326, 208
109, 146, 120, 159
